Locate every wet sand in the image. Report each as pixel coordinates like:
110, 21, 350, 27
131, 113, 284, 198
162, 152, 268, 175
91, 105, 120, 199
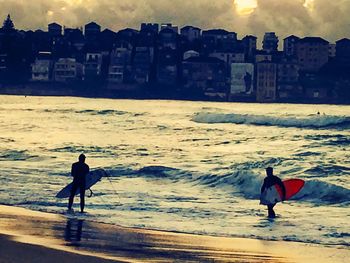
0, 205, 348, 262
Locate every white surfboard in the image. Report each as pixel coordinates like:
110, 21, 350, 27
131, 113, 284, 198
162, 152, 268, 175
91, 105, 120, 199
56, 169, 107, 198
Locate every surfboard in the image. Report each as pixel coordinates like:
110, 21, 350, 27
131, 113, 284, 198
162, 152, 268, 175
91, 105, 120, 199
260, 179, 305, 205
56, 169, 107, 198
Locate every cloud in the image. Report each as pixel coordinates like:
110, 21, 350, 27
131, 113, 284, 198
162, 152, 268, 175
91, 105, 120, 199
0, 0, 349, 43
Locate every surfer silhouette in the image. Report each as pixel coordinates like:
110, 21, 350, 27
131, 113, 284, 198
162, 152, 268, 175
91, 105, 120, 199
68, 154, 90, 213
260, 167, 286, 218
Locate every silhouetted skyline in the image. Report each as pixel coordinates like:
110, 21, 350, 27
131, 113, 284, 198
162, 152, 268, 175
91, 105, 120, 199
0, 0, 349, 42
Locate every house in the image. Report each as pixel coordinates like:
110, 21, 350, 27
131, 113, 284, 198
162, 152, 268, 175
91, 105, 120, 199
140, 23, 159, 34
48, 22, 62, 37
83, 52, 102, 80
263, 32, 279, 53
54, 58, 83, 82
157, 48, 178, 86
0, 54, 8, 77
296, 37, 329, 72
202, 29, 237, 53
31, 51, 53, 81
336, 38, 350, 62
242, 35, 257, 62
209, 49, 245, 66
99, 29, 118, 51
182, 56, 227, 98
117, 28, 139, 46
158, 28, 177, 50
84, 22, 101, 41
283, 35, 300, 57
277, 57, 302, 101
255, 50, 273, 63
328, 43, 336, 58
256, 61, 277, 102
160, 23, 178, 34
180, 26, 201, 42
108, 42, 132, 84
132, 46, 154, 84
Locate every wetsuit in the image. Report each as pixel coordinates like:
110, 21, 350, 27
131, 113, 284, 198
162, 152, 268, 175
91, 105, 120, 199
68, 161, 89, 212
261, 175, 286, 218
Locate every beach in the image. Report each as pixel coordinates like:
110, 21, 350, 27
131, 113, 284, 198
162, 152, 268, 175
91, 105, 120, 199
0, 205, 348, 263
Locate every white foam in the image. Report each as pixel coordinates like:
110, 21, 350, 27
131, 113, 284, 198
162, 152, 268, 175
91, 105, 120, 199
192, 112, 350, 128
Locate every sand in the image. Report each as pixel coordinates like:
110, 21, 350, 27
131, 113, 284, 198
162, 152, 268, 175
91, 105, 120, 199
0, 205, 348, 263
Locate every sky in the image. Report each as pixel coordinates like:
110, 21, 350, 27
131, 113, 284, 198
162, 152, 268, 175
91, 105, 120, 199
0, 0, 349, 42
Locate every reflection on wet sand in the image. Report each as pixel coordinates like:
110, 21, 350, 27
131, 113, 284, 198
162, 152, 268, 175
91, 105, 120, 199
64, 219, 84, 245
2, 205, 347, 263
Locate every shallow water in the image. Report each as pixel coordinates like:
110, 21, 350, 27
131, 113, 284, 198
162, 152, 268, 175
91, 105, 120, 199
0, 95, 349, 247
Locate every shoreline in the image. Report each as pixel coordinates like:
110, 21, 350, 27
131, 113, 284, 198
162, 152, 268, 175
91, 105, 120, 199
1, 85, 348, 105
0, 205, 348, 262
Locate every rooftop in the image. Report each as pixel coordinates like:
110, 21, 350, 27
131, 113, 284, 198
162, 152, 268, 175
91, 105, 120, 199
299, 37, 329, 44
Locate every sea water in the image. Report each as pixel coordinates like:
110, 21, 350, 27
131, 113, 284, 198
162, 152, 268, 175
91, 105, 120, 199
0, 95, 349, 247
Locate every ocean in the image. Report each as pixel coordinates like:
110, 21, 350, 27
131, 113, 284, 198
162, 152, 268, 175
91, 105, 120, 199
0, 95, 349, 247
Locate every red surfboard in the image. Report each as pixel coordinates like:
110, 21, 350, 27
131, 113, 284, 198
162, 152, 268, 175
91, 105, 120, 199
260, 179, 305, 205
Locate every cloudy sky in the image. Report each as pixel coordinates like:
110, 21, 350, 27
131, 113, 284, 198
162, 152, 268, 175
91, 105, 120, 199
0, 0, 349, 42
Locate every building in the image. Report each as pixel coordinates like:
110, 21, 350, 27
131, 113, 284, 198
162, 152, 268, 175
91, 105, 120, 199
296, 37, 329, 72
283, 35, 300, 57
158, 28, 177, 49
277, 58, 302, 100
180, 26, 201, 42
140, 23, 159, 34
137, 26, 157, 47
336, 38, 350, 62
31, 52, 53, 81
160, 23, 178, 33
255, 50, 273, 63
182, 56, 227, 98
48, 23, 62, 37
201, 29, 237, 52
54, 58, 83, 82
242, 35, 257, 62
328, 43, 336, 58
0, 54, 8, 77
133, 47, 154, 84
108, 42, 132, 84
209, 50, 245, 65
84, 22, 101, 41
263, 32, 279, 53
83, 52, 102, 80
230, 63, 255, 98
157, 48, 178, 86
256, 61, 277, 102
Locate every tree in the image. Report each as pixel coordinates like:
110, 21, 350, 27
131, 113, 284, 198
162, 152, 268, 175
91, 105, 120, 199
2, 14, 15, 33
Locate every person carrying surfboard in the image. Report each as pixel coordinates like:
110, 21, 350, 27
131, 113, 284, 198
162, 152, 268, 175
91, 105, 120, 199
68, 154, 90, 213
260, 167, 286, 218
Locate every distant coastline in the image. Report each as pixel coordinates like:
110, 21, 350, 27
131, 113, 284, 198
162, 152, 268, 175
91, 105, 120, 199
0, 82, 348, 105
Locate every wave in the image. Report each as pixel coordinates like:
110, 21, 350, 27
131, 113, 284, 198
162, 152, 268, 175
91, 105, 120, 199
43, 109, 128, 116
192, 112, 350, 128
0, 150, 38, 161
106, 165, 350, 204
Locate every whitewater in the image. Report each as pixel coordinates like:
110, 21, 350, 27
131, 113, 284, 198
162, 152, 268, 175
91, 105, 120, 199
0, 95, 349, 247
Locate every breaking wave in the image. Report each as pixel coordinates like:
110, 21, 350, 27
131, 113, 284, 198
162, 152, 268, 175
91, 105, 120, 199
192, 112, 350, 128
106, 165, 350, 204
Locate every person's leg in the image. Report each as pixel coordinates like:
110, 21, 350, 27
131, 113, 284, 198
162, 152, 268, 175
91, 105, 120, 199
79, 185, 85, 213
267, 204, 276, 218
68, 183, 78, 210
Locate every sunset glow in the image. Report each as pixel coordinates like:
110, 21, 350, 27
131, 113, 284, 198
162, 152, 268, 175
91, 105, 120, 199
235, 0, 257, 15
